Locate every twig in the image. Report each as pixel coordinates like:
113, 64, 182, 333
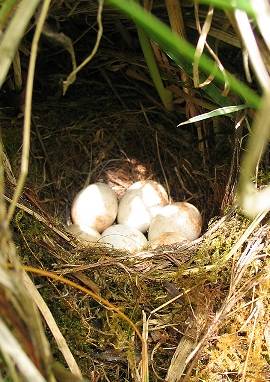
63, 0, 104, 94
22, 265, 143, 342
4, 195, 73, 243
140, 311, 149, 382
6, 0, 52, 225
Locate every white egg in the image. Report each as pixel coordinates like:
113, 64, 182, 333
148, 202, 202, 241
71, 183, 118, 232
149, 232, 189, 249
117, 180, 169, 232
100, 224, 147, 252
67, 224, 101, 244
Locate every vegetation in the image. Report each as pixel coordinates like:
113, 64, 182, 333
0, 0, 270, 381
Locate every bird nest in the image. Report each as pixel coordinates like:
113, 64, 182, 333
2, 85, 270, 381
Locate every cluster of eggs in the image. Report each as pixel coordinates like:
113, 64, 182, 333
68, 181, 202, 252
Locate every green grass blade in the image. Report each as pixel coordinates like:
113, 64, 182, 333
0, 0, 18, 28
237, 93, 270, 219
0, 0, 40, 88
197, 0, 254, 16
106, 0, 260, 108
178, 104, 247, 126
137, 26, 173, 110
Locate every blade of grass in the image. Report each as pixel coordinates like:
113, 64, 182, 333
237, 93, 270, 219
23, 273, 82, 378
0, 319, 46, 382
137, 26, 173, 110
193, 5, 215, 88
0, 0, 19, 29
12, 50, 22, 90
0, 0, 40, 88
178, 104, 247, 125
234, 9, 270, 91
6, 0, 50, 224
254, 0, 270, 51
165, 0, 191, 96
106, 0, 260, 108
197, 0, 255, 16
194, 4, 229, 93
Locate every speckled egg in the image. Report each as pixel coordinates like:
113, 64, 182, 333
100, 224, 147, 252
71, 183, 118, 232
149, 231, 189, 249
148, 202, 202, 241
117, 180, 169, 232
67, 223, 101, 245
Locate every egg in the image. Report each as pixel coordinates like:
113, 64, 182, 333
149, 232, 189, 249
71, 183, 118, 232
67, 223, 101, 244
100, 224, 147, 252
148, 202, 202, 241
117, 180, 169, 232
